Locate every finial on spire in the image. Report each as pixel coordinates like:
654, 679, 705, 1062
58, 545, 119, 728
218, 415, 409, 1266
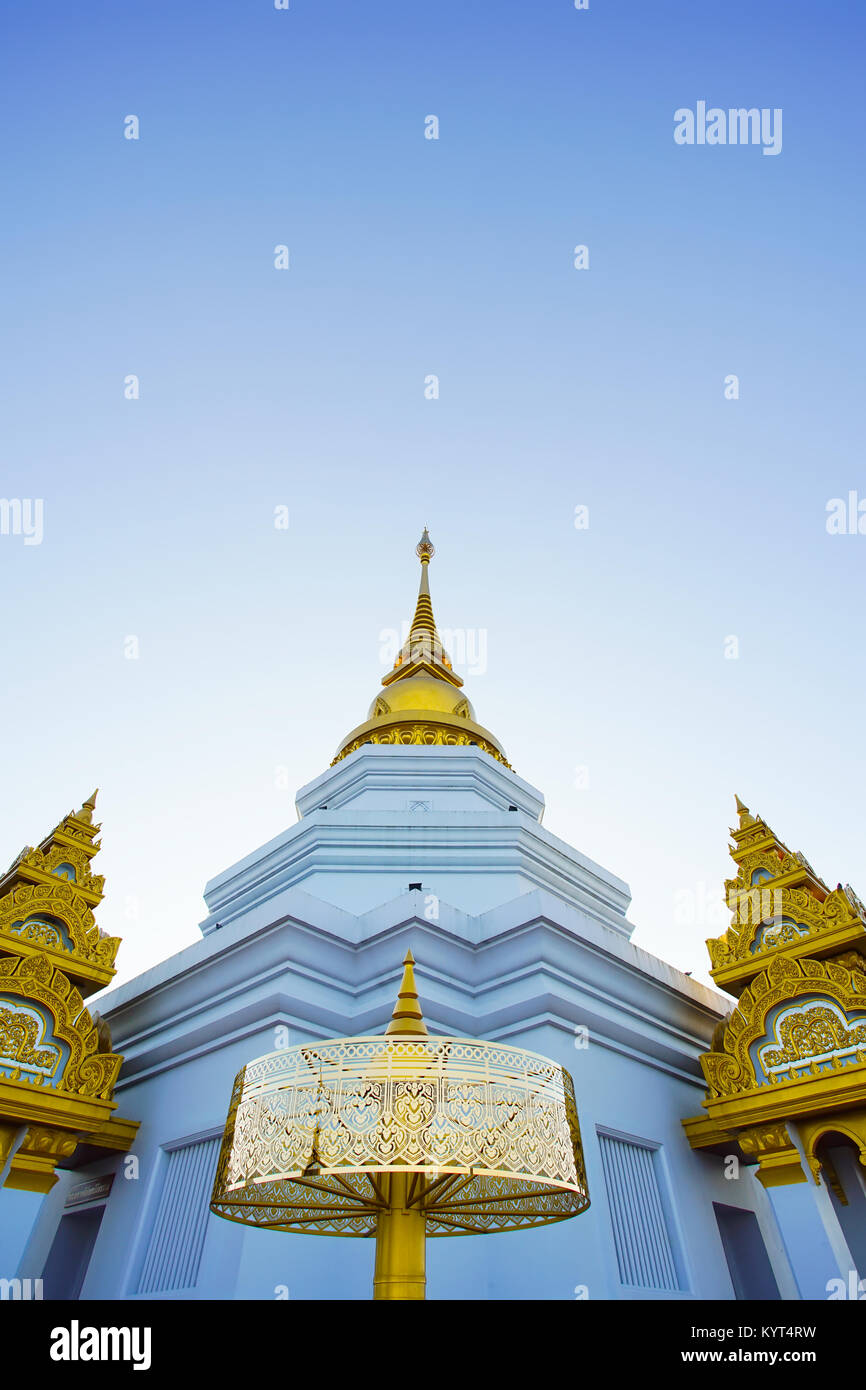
732, 794, 756, 831
394, 529, 450, 673
78, 789, 99, 824
385, 949, 429, 1037
331, 530, 510, 768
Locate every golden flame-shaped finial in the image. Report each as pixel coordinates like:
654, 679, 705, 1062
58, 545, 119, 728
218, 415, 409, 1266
415, 527, 435, 563
385, 949, 429, 1036
403, 530, 444, 662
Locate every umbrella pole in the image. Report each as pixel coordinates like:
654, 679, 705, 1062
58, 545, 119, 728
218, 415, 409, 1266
373, 1172, 427, 1300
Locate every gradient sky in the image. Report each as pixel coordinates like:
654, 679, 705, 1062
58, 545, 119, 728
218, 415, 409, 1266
2, 0, 864, 991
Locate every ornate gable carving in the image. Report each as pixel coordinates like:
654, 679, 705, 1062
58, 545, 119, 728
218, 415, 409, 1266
700, 946, 866, 1099
706, 798, 866, 986
0, 882, 120, 973
15, 841, 106, 897
685, 799, 866, 1192
0, 791, 138, 1192
0, 953, 121, 1100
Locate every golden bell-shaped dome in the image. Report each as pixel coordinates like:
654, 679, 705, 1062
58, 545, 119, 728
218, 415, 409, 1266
333, 530, 509, 766
367, 674, 476, 722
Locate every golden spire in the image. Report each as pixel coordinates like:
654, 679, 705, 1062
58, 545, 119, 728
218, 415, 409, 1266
406, 529, 438, 650
331, 530, 510, 768
386, 529, 459, 684
726, 796, 827, 901
385, 949, 429, 1037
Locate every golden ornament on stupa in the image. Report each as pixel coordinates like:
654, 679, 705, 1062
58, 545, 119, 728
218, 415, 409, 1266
210, 951, 590, 1299
332, 529, 510, 767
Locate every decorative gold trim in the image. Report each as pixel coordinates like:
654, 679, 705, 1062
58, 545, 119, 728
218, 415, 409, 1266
709, 880, 865, 984
333, 721, 511, 768
0, 954, 121, 1101
796, 1107, 866, 1192
700, 953, 866, 1100
0, 791, 137, 1188
738, 1122, 807, 1187
9, 843, 105, 902
332, 532, 511, 770
0, 882, 119, 985
706, 797, 866, 990
684, 799, 866, 1190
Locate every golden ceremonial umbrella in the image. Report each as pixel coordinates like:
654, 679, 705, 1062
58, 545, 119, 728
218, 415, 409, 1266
210, 951, 589, 1299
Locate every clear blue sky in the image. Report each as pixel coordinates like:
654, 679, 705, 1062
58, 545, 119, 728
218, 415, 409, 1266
2, 0, 864, 988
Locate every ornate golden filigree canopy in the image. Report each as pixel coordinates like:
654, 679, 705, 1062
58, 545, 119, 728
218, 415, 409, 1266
211, 951, 588, 1296
332, 531, 510, 767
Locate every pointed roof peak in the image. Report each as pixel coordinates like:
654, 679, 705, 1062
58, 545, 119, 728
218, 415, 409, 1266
76, 789, 99, 825
331, 530, 510, 769
732, 793, 758, 831
385, 948, 429, 1036
382, 530, 461, 688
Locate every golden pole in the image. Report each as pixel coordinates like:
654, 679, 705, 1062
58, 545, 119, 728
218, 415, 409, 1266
372, 949, 429, 1298
373, 1172, 427, 1300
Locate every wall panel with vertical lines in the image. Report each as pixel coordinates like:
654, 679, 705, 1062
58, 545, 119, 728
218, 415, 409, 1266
598, 1133, 681, 1291
136, 1137, 220, 1294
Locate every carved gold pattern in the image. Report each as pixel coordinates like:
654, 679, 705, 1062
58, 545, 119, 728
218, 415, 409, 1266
0, 792, 138, 1189
709, 882, 864, 973
12, 844, 105, 898
333, 724, 511, 768
796, 1107, 866, 1194
0, 954, 121, 1100
738, 1122, 792, 1159
735, 1121, 807, 1186
0, 1006, 59, 1073
0, 883, 119, 971
685, 800, 866, 1188
20, 1125, 78, 1160
705, 799, 866, 983
10, 917, 63, 948
700, 953, 866, 1099
759, 1002, 866, 1076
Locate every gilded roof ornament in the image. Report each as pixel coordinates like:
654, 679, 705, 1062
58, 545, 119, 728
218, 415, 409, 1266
332, 531, 510, 767
415, 527, 435, 562
733, 793, 755, 828
0, 793, 139, 1191
385, 949, 429, 1037
684, 800, 866, 1193
708, 797, 864, 991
